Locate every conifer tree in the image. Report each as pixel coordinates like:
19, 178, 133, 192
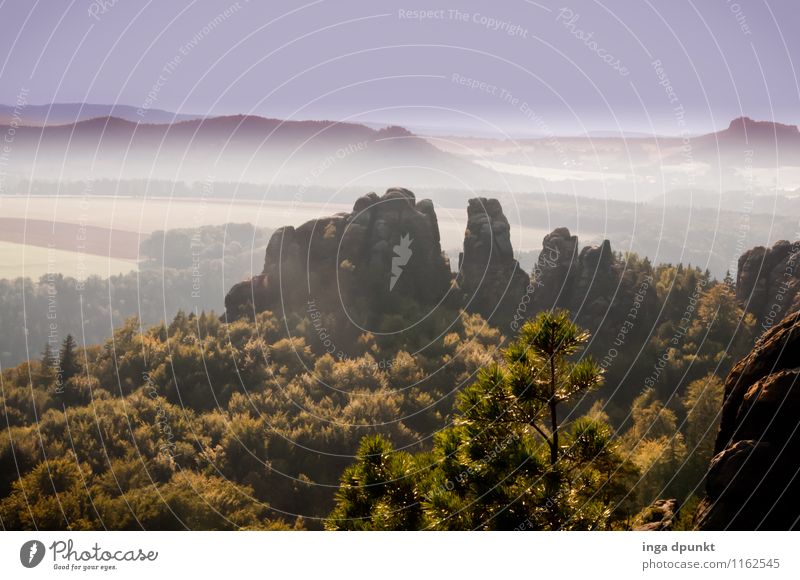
58, 334, 81, 386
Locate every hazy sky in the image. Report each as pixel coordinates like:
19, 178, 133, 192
0, 0, 797, 135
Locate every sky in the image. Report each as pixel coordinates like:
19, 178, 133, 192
0, 0, 798, 136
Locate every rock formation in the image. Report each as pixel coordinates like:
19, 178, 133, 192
633, 499, 677, 531
531, 228, 619, 313
225, 190, 539, 339
456, 198, 531, 324
529, 227, 631, 335
225, 188, 453, 338
529, 227, 579, 312
225, 193, 664, 356
736, 240, 800, 329
695, 309, 800, 530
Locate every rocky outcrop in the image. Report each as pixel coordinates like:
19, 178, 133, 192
225, 189, 538, 339
529, 227, 633, 335
736, 240, 800, 329
456, 198, 531, 324
634, 499, 677, 531
531, 228, 618, 314
225, 188, 453, 336
529, 227, 579, 312
225, 204, 667, 370
695, 309, 800, 530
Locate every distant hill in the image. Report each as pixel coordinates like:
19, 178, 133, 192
2, 106, 797, 197
0, 113, 517, 189
686, 116, 800, 166
0, 102, 201, 126
584, 130, 659, 138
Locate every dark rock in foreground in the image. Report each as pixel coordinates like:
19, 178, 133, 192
695, 309, 800, 530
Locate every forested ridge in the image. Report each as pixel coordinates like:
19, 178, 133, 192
0, 250, 759, 530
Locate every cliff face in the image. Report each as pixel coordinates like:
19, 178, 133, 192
224, 189, 531, 344
736, 240, 800, 330
696, 309, 800, 530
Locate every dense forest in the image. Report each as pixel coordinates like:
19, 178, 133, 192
0, 249, 758, 529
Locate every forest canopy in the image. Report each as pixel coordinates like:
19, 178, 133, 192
0, 251, 755, 530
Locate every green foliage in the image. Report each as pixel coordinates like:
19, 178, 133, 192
0, 455, 283, 530
326, 436, 427, 530
588, 257, 755, 421
0, 243, 756, 530
0, 306, 503, 529
682, 374, 724, 472
621, 373, 725, 513
328, 311, 639, 530
58, 334, 80, 384
505, 311, 604, 466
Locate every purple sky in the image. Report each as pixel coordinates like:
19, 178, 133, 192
0, 0, 798, 135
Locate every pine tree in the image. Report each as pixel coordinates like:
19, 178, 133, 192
58, 334, 81, 386
328, 311, 634, 531
36, 343, 57, 387
504, 310, 604, 466
723, 269, 734, 287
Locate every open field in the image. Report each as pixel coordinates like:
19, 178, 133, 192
0, 195, 352, 234
0, 241, 136, 279
0, 217, 140, 259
